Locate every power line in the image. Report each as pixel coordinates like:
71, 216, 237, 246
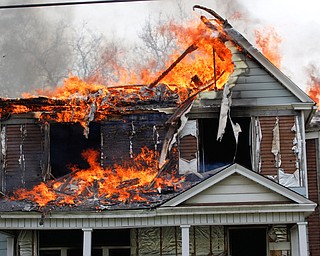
0, 0, 156, 9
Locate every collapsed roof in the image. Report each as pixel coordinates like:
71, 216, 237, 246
0, 5, 315, 214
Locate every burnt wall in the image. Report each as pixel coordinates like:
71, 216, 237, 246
1, 123, 44, 193
259, 116, 296, 176
101, 113, 169, 167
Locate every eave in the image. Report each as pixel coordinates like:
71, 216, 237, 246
0, 202, 314, 230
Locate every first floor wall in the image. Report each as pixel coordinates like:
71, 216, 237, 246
5, 224, 297, 256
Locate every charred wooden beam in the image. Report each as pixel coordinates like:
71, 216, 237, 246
116, 178, 140, 189
147, 158, 172, 189
148, 44, 198, 89
59, 176, 73, 192
193, 5, 227, 26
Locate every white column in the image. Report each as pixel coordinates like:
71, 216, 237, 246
6, 236, 14, 256
181, 225, 190, 256
297, 222, 308, 256
82, 228, 93, 256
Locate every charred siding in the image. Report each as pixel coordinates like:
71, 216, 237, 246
259, 116, 296, 176
306, 139, 320, 256
2, 123, 44, 193
101, 114, 168, 167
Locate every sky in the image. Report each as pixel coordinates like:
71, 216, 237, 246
1, 0, 320, 93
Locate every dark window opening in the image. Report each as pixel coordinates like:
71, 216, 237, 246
92, 229, 131, 246
109, 248, 131, 256
39, 251, 61, 256
229, 228, 267, 256
199, 117, 251, 172
39, 229, 131, 256
39, 230, 83, 248
50, 122, 101, 177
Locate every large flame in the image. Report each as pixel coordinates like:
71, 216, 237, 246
6, 16, 235, 207
12, 147, 182, 207
1, 18, 235, 134
306, 65, 320, 106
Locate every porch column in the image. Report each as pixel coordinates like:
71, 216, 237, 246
82, 228, 93, 256
297, 222, 308, 256
6, 236, 14, 256
180, 225, 190, 256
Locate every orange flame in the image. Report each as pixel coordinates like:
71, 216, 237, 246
255, 26, 282, 68
306, 66, 320, 106
1, 18, 235, 133
7, 17, 233, 207
12, 147, 183, 207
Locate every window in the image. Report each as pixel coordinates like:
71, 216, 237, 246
198, 117, 251, 172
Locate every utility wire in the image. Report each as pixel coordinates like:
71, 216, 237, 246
0, 0, 156, 9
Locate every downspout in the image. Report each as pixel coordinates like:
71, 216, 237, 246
301, 111, 309, 198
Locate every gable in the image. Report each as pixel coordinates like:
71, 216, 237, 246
162, 164, 314, 207
232, 54, 301, 106
183, 173, 290, 205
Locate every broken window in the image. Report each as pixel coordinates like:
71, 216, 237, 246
198, 117, 252, 172
50, 122, 101, 178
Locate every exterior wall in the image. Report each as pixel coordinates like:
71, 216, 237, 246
306, 138, 320, 256
259, 116, 297, 176
101, 113, 168, 167
184, 173, 291, 204
132, 226, 224, 256
0, 120, 45, 193
232, 50, 300, 106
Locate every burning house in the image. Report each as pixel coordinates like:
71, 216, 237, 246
0, 5, 319, 256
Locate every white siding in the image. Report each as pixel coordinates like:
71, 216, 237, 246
184, 173, 291, 204
232, 57, 300, 106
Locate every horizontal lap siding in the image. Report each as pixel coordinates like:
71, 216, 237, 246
179, 135, 197, 161
4, 123, 44, 192
306, 139, 320, 256
185, 174, 289, 204
259, 116, 296, 176
232, 57, 300, 106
